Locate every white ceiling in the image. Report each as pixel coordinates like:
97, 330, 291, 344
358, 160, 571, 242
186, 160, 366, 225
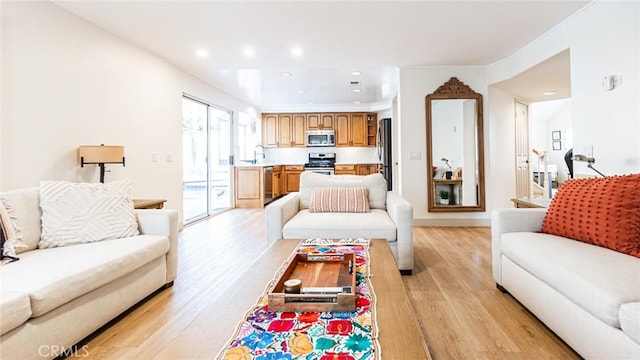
54, 1, 589, 111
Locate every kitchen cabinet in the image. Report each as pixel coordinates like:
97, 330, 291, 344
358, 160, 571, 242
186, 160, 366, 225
357, 164, 380, 175
336, 113, 367, 147
262, 113, 306, 148
273, 166, 283, 198
278, 114, 306, 147
263, 112, 373, 147
335, 164, 356, 175
234, 166, 264, 208
284, 165, 304, 193
262, 114, 279, 147
307, 113, 334, 130
366, 113, 378, 146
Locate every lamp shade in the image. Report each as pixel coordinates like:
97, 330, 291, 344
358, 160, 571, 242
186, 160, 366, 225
78, 145, 124, 164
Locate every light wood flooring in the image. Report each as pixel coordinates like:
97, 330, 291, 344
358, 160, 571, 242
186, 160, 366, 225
71, 209, 581, 359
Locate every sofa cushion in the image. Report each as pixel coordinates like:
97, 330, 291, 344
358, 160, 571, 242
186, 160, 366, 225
309, 187, 370, 213
541, 174, 640, 258
299, 172, 387, 210
0, 234, 168, 317
0, 187, 41, 253
620, 302, 640, 346
500, 232, 640, 328
282, 209, 396, 241
39, 180, 140, 248
0, 291, 31, 335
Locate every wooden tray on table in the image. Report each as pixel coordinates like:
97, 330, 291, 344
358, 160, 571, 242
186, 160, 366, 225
268, 251, 356, 312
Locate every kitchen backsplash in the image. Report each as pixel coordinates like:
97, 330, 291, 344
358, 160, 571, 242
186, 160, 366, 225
264, 147, 379, 164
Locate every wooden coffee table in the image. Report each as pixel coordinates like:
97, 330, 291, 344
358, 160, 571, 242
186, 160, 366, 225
212, 239, 431, 359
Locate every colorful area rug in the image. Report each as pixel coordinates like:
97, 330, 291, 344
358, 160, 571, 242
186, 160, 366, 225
217, 238, 380, 360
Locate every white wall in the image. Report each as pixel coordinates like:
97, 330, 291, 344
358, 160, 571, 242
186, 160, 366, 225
0, 1, 259, 223
398, 67, 488, 225
489, 1, 639, 190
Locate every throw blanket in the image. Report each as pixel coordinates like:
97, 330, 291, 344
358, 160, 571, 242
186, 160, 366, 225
217, 238, 380, 360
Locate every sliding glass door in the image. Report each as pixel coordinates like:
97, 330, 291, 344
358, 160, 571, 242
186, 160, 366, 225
182, 96, 232, 224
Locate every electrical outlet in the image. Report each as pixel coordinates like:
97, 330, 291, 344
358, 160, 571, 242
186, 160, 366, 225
584, 145, 593, 158
152, 153, 159, 162
165, 153, 173, 162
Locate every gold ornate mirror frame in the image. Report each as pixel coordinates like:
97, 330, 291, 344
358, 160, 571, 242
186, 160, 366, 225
426, 77, 485, 212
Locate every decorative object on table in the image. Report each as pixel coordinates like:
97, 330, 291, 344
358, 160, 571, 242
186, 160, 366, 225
571, 154, 606, 177
441, 158, 453, 179
78, 144, 125, 183
217, 238, 380, 360
439, 190, 450, 205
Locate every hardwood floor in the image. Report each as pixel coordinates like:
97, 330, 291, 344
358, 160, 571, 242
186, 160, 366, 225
71, 209, 581, 360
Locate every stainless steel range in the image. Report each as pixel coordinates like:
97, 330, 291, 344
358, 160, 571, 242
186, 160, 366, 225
304, 152, 335, 175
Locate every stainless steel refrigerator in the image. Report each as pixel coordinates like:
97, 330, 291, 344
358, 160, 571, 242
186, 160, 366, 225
377, 118, 392, 191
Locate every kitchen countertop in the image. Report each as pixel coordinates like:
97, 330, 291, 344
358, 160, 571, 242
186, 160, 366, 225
235, 162, 380, 167
234, 162, 305, 167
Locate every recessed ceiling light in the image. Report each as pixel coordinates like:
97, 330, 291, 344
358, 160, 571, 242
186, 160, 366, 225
196, 49, 208, 58
353, 101, 361, 104
352, 89, 361, 93
291, 47, 303, 57
243, 47, 255, 57
280, 72, 292, 77
298, 90, 305, 94
543, 91, 557, 95
352, 71, 362, 76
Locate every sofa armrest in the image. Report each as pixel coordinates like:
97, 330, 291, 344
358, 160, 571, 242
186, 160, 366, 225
136, 209, 179, 284
491, 208, 547, 285
386, 191, 414, 271
265, 193, 300, 246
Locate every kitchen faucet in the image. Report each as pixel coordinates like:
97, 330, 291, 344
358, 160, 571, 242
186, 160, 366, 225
253, 144, 265, 163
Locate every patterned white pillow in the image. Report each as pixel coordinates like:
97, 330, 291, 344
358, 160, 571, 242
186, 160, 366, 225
39, 180, 139, 248
309, 187, 371, 213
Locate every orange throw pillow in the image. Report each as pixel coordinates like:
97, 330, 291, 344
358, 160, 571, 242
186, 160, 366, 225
541, 174, 640, 258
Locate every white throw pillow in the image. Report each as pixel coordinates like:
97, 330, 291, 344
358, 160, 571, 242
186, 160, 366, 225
39, 180, 139, 248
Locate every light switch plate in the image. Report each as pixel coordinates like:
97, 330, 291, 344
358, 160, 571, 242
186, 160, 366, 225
408, 152, 421, 160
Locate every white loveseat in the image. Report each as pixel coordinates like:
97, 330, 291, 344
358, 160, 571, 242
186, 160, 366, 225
0, 187, 179, 359
266, 172, 414, 274
492, 208, 640, 359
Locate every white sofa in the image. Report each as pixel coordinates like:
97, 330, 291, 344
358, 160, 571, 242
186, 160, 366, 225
492, 208, 640, 359
266, 172, 414, 274
0, 187, 179, 359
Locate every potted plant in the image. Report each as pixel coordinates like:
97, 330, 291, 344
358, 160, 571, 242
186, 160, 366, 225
439, 190, 450, 205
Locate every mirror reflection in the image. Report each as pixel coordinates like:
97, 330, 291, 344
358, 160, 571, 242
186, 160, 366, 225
426, 77, 485, 212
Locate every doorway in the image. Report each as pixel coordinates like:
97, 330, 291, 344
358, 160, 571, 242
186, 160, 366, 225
182, 96, 233, 224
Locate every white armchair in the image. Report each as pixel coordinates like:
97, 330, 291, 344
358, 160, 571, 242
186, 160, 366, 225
266, 172, 414, 274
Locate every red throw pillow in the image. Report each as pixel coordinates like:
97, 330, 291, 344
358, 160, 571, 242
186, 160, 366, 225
541, 174, 640, 258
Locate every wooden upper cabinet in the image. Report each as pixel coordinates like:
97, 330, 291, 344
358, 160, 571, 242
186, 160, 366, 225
291, 114, 306, 147
263, 113, 306, 148
308, 113, 334, 130
335, 113, 351, 147
262, 114, 278, 147
264, 112, 369, 148
336, 113, 367, 147
350, 113, 367, 147
278, 114, 293, 146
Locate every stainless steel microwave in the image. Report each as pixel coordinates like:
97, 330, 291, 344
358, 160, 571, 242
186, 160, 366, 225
306, 130, 335, 147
